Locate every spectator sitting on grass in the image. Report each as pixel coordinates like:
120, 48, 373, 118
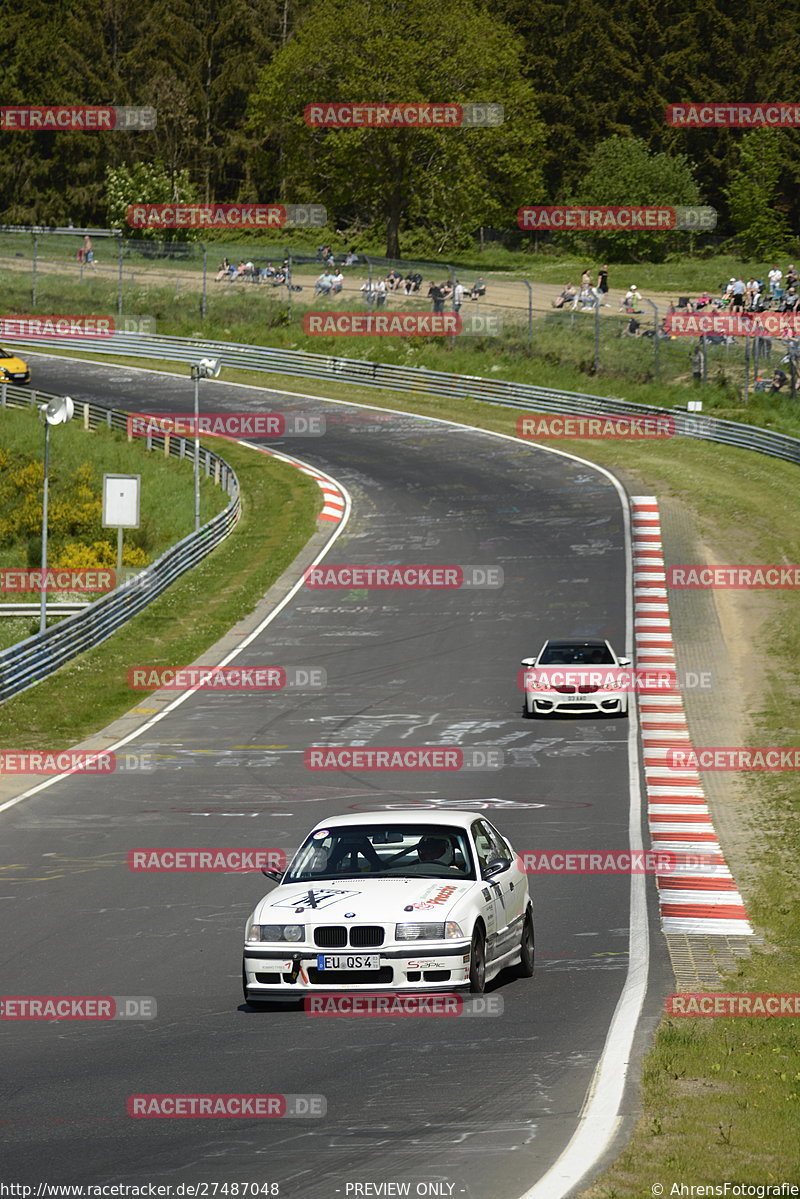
553, 283, 576, 309
620, 285, 641, 312
214, 258, 231, 282
386, 269, 404, 291
331, 269, 344, 294
315, 271, 333, 296
470, 278, 486, 300
344, 249, 359, 265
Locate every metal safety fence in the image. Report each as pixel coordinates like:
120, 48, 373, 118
10, 331, 800, 467
0, 382, 240, 702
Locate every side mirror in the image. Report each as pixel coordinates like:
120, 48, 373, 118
617, 656, 631, 667
260, 868, 284, 883
483, 856, 512, 879
520, 658, 536, 667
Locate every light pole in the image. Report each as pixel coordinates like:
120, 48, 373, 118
39, 395, 74, 633
189, 358, 221, 531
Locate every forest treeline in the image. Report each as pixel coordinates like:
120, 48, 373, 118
1, 0, 798, 258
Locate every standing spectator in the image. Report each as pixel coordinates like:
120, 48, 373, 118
786, 264, 799, 292
597, 264, 609, 304
731, 276, 745, 311
84, 234, 96, 268
768, 264, 783, 298
453, 279, 464, 312
360, 279, 375, 307
428, 281, 444, 313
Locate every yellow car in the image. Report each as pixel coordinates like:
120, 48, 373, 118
0, 346, 30, 384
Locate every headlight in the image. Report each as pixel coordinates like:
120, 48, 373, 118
395, 921, 464, 940
248, 923, 305, 942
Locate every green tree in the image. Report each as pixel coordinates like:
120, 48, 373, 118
568, 135, 701, 261
247, 0, 546, 257
723, 130, 793, 258
105, 161, 198, 238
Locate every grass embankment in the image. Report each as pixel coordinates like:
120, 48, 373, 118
0, 430, 321, 747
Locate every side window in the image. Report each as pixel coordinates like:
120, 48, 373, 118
475, 820, 510, 870
485, 822, 513, 861
471, 821, 494, 872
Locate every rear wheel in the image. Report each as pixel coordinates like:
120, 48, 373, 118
469, 926, 486, 993
517, 910, 535, 977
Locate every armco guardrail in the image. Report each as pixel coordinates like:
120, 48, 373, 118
0, 382, 240, 703
16, 330, 800, 467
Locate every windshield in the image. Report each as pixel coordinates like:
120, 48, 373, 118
284, 823, 476, 883
538, 641, 615, 665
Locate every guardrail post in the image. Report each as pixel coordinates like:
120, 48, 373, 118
117, 236, 124, 315
642, 298, 660, 381
84, 402, 90, 430
32, 233, 38, 307
201, 244, 208, 319
1, 381, 6, 407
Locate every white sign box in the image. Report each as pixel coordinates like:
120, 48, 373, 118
103, 474, 140, 528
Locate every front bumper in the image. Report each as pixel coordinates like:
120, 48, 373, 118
243, 941, 472, 998
528, 691, 627, 715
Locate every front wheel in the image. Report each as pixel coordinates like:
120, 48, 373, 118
469, 926, 486, 993
517, 910, 535, 978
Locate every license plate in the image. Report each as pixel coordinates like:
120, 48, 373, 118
317, 954, 380, 971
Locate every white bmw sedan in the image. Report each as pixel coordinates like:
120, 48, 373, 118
520, 637, 632, 717
242, 809, 534, 1006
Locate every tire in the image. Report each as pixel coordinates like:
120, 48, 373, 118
517, 910, 535, 978
469, 926, 487, 994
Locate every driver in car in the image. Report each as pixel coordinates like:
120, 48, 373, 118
417, 835, 459, 868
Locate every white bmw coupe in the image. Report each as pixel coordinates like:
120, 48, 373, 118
243, 809, 534, 1006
